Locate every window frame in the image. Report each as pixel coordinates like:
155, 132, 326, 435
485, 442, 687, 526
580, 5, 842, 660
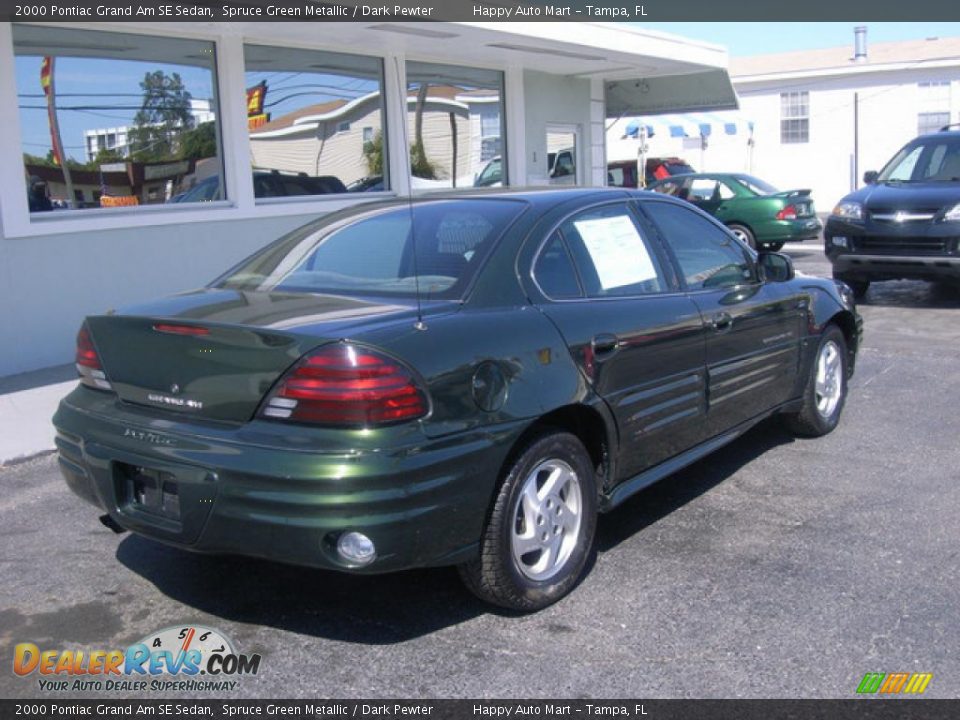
779, 90, 810, 145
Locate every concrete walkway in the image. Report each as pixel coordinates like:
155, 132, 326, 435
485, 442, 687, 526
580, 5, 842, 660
0, 364, 75, 465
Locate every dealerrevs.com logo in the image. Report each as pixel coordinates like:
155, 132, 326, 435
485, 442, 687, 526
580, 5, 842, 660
14, 625, 261, 693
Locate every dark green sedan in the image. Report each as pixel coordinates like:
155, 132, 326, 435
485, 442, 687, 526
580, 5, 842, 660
54, 188, 860, 611
647, 172, 823, 250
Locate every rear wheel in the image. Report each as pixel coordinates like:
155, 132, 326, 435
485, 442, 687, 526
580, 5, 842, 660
783, 324, 848, 437
834, 273, 870, 299
459, 431, 597, 611
728, 223, 756, 249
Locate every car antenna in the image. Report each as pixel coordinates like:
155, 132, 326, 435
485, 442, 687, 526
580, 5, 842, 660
394, 57, 427, 332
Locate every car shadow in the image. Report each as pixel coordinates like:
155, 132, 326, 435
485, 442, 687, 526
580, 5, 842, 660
116, 419, 796, 642
857, 279, 960, 309
116, 537, 487, 644
596, 418, 796, 552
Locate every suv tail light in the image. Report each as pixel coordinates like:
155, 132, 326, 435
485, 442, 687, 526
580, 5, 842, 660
776, 205, 798, 221
75, 323, 112, 391
259, 344, 428, 427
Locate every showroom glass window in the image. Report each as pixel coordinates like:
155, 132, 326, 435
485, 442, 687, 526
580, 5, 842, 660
12, 25, 222, 213
780, 91, 809, 144
243, 44, 386, 198
405, 61, 506, 190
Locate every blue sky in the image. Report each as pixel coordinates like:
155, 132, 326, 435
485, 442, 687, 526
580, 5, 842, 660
638, 22, 960, 56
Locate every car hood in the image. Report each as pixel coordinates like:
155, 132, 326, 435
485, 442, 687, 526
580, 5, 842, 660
843, 182, 960, 212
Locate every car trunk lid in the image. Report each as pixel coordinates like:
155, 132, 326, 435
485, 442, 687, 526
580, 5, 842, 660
770, 189, 816, 217
85, 289, 446, 423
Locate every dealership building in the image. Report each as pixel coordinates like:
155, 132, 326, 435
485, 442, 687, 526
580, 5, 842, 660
0, 21, 736, 378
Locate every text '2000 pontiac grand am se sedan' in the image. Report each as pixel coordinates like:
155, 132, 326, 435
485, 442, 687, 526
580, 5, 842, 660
55, 188, 862, 611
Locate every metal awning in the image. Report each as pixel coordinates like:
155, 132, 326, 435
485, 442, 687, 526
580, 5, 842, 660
623, 110, 755, 139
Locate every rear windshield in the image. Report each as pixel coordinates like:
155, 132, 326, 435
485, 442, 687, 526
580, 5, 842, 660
879, 136, 960, 183
214, 199, 525, 300
734, 175, 779, 195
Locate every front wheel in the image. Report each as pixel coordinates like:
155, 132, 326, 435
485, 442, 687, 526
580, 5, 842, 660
783, 324, 849, 437
459, 431, 597, 611
728, 223, 756, 249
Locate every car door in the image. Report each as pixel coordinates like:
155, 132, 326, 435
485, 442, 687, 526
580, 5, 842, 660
639, 200, 805, 437
529, 201, 708, 480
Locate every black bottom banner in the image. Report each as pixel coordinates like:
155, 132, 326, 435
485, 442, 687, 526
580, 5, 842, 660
1, 700, 959, 720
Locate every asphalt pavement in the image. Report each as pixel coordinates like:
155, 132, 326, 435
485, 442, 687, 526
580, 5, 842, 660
2, 241, 959, 699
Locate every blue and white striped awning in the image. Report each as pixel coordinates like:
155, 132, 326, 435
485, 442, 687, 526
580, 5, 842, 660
624, 111, 755, 139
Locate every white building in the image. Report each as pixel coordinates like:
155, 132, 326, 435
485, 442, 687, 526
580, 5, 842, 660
608, 29, 960, 211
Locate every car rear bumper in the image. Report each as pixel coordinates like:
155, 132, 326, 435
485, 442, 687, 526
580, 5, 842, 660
758, 217, 822, 243
53, 386, 524, 574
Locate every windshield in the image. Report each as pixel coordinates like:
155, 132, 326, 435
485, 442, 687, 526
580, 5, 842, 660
734, 175, 779, 195
214, 199, 526, 300
878, 136, 960, 183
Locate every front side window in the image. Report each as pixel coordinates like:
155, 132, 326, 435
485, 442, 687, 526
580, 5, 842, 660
13, 24, 222, 213
643, 202, 756, 291
780, 91, 809, 144
216, 199, 525, 300
244, 44, 385, 198
405, 62, 506, 191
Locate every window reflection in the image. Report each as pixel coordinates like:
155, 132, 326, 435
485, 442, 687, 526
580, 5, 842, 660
243, 44, 386, 198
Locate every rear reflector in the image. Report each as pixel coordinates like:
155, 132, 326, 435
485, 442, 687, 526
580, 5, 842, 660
259, 344, 428, 427
75, 324, 112, 391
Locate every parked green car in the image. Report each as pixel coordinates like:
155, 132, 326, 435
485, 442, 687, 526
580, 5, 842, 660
54, 189, 860, 611
648, 172, 823, 250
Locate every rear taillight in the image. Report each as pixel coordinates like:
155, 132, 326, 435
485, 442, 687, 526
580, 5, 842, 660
259, 344, 428, 427
776, 205, 798, 221
75, 324, 112, 391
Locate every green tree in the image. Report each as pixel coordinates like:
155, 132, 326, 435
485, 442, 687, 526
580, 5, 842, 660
179, 121, 217, 161
128, 70, 194, 162
362, 129, 437, 181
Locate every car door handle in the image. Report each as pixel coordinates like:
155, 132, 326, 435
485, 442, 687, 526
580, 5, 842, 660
708, 312, 734, 332
591, 334, 620, 358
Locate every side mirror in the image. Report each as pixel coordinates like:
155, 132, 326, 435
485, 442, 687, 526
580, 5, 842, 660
863, 170, 879, 185
758, 252, 795, 283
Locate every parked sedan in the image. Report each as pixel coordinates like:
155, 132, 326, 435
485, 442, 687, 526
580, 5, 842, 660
648, 172, 823, 250
55, 189, 860, 611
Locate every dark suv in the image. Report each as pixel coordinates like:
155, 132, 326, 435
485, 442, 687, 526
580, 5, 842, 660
825, 127, 960, 297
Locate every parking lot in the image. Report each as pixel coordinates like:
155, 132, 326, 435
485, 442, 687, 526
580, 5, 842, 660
2, 239, 959, 699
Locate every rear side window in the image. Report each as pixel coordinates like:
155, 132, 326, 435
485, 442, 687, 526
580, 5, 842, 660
643, 202, 755, 291
558, 204, 668, 297
534, 232, 582, 299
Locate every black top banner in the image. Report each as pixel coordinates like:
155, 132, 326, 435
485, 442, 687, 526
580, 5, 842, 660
3, 0, 960, 22
2, 700, 960, 720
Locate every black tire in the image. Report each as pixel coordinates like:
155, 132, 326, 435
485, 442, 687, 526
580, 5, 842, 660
727, 223, 756, 249
459, 431, 597, 612
783, 324, 849, 437
834, 273, 869, 299
764, 242, 785, 252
